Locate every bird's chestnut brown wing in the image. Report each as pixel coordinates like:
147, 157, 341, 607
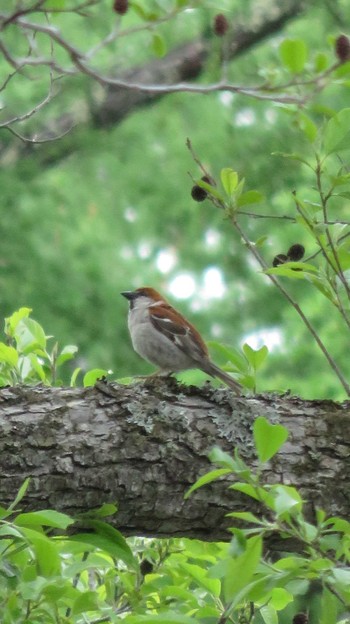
150, 305, 209, 361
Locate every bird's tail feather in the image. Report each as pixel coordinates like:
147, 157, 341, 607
203, 361, 242, 395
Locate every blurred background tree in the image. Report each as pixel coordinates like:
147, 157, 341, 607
1, 0, 349, 398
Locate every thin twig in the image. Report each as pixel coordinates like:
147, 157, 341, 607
315, 156, 350, 301
0, 71, 57, 128
293, 195, 350, 332
233, 217, 350, 396
4, 123, 75, 143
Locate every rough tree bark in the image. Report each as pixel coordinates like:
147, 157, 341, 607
0, 379, 349, 542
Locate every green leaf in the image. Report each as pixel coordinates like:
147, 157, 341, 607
185, 468, 232, 499
73, 520, 137, 568
197, 179, 225, 202
271, 484, 303, 515
56, 344, 78, 367
179, 562, 221, 596
242, 344, 268, 371
296, 112, 318, 142
324, 517, 350, 532
72, 590, 100, 615
83, 368, 108, 387
8, 478, 31, 512
0, 343, 18, 366
314, 52, 329, 72
44, 0, 66, 8
226, 511, 262, 524
324, 108, 350, 154
279, 38, 308, 73
331, 568, 350, 590
70, 367, 81, 386
270, 587, 294, 610
208, 341, 248, 372
125, 616, 196, 624
308, 274, 338, 305
223, 536, 262, 602
330, 172, 350, 186
208, 447, 237, 470
90, 503, 118, 517
253, 416, 288, 463
5, 308, 32, 337
272, 151, 313, 168
220, 168, 238, 196
21, 527, 61, 576
151, 33, 167, 57
27, 353, 46, 382
237, 190, 264, 207
260, 604, 278, 624
229, 483, 261, 500
15, 318, 47, 353
265, 261, 318, 279
15, 510, 74, 530
320, 588, 339, 624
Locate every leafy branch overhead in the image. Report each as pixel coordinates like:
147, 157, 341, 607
0, 0, 348, 141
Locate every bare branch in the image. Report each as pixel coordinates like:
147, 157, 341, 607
0, 73, 57, 129
4, 122, 75, 144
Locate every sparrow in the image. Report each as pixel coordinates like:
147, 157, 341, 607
121, 287, 242, 394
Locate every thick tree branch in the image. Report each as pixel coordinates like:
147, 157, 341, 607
93, 0, 306, 126
0, 0, 306, 151
0, 380, 349, 543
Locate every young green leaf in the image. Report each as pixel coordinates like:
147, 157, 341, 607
324, 108, 350, 154
223, 536, 262, 602
220, 168, 238, 196
270, 484, 303, 516
226, 511, 262, 524
242, 344, 268, 371
253, 416, 288, 463
7, 478, 31, 512
15, 510, 74, 530
83, 368, 108, 387
279, 38, 308, 73
184, 468, 232, 499
151, 33, 167, 57
260, 603, 278, 624
0, 343, 18, 366
237, 190, 264, 207
5, 307, 32, 337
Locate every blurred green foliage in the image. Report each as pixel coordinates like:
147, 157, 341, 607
1, 0, 350, 399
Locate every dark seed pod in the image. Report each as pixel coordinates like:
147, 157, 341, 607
273, 253, 288, 267
213, 13, 229, 37
201, 175, 215, 186
140, 559, 153, 576
191, 185, 207, 202
113, 0, 128, 15
293, 614, 308, 624
287, 243, 305, 261
335, 34, 350, 62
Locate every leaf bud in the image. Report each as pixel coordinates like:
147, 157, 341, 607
293, 614, 308, 624
335, 34, 350, 62
113, 0, 129, 15
201, 175, 215, 186
213, 13, 229, 37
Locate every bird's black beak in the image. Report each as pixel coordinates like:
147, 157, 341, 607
121, 290, 137, 301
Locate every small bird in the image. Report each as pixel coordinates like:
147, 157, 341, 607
121, 287, 242, 394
